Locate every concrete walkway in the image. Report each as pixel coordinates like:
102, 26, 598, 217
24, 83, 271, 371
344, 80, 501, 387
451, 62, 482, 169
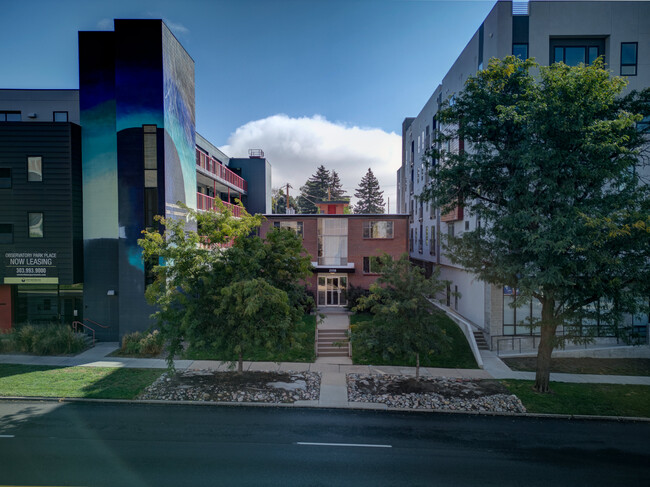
1, 313, 649, 409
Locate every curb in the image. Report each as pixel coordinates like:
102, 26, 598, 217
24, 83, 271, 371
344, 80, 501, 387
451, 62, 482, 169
1, 396, 648, 422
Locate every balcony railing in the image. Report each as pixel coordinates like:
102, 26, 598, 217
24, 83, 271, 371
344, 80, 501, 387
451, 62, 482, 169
196, 192, 243, 218
317, 257, 348, 266
196, 148, 247, 193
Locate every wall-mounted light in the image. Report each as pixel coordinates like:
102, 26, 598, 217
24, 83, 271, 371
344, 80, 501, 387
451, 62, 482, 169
27, 113, 37, 119
107, 290, 116, 296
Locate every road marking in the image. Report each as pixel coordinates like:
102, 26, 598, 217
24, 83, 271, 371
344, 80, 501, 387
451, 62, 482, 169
0, 434, 15, 438
296, 442, 391, 448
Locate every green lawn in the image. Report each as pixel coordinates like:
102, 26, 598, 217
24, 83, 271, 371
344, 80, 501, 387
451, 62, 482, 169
184, 314, 316, 363
0, 364, 163, 399
350, 312, 478, 369
502, 380, 650, 417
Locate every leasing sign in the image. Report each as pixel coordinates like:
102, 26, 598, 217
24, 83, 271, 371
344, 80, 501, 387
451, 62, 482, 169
3, 251, 59, 284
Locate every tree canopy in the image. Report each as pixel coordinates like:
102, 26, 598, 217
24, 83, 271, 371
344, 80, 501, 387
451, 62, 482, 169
297, 165, 350, 213
353, 254, 452, 378
354, 168, 385, 214
139, 200, 313, 372
423, 56, 650, 392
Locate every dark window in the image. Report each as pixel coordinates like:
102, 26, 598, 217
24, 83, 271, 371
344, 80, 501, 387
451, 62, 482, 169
143, 125, 158, 230
144, 188, 158, 229
551, 38, 605, 66
465, 220, 470, 231
446, 283, 451, 307
0, 111, 21, 122
0, 168, 10, 189
28, 212, 44, 238
273, 221, 304, 237
0, 224, 13, 244
621, 42, 638, 76
363, 256, 382, 274
448, 223, 455, 238
27, 156, 42, 182
53, 111, 68, 122
512, 43, 528, 59
478, 23, 484, 70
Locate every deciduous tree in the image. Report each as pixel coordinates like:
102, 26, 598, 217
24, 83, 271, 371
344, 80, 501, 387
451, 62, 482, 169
422, 57, 650, 392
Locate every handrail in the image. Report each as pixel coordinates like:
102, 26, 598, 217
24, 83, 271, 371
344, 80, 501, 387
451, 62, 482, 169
496, 336, 522, 356
72, 320, 95, 346
84, 318, 109, 329
196, 193, 243, 218
196, 148, 247, 192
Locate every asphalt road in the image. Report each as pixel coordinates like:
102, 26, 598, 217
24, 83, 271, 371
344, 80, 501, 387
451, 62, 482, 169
0, 401, 648, 487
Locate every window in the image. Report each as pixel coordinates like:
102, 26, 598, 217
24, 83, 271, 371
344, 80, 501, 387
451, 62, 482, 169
621, 42, 638, 76
0, 168, 10, 189
512, 43, 528, 59
318, 218, 348, 266
363, 221, 394, 239
0, 224, 12, 244
454, 285, 458, 310
430, 226, 436, 255
273, 221, 304, 237
363, 256, 382, 274
0, 111, 21, 122
448, 223, 455, 238
53, 111, 68, 122
27, 156, 42, 182
465, 220, 470, 231
143, 125, 157, 229
28, 212, 44, 238
551, 38, 605, 66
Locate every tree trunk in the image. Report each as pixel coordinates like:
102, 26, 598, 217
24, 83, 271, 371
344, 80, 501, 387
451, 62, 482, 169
415, 352, 420, 379
238, 351, 243, 374
534, 298, 557, 393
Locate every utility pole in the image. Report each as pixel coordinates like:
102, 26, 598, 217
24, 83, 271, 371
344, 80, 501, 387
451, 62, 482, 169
286, 183, 292, 213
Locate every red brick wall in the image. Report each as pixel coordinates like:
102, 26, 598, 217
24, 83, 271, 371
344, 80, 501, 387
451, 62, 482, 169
260, 215, 409, 296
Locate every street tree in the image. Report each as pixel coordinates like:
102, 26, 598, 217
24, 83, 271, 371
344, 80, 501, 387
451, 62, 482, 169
139, 200, 312, 370
354, 168, 385, 214
353, 254, 452, 378
422, 56, 650, 392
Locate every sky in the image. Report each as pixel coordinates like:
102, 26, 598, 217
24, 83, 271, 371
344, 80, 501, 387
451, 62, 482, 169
0, 0, 498, 208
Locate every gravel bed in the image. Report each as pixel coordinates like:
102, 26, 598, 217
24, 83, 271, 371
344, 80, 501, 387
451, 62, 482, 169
348, 374, 526, 413
139, 369, 321, 403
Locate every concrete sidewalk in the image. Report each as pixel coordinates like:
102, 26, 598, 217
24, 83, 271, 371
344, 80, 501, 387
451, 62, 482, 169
1, 333, 649, 409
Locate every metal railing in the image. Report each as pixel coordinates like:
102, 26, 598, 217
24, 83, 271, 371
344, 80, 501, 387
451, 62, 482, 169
196, 193, 243, 218
196, 148, 247, 192
72, 320, 95, 346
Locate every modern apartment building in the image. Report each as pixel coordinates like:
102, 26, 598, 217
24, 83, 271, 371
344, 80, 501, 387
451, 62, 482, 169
0, 20, 271, 339
260, 201, 409, 307
396, 0, 650, 349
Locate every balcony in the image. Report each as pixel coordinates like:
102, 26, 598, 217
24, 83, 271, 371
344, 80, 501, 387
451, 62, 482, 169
196, 148, 247, 193
196, 192, 243, 218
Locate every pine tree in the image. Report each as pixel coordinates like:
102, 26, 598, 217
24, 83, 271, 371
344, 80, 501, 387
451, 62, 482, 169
329, 171, 349, 200
297, 165, 332, 213
354, 168, 385, 214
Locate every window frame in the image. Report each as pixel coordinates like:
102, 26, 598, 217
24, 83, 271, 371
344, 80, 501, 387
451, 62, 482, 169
362, 220, 394, 239
28, 212, 44, 238
362, 256, 382, 275
0, 111, 21, 122
53, 111, 68, 122
512, 43, 528, 60
27, 156, 43, 182
0, 223, 13, 244
273, 220, 304, 238
620, 42, 638, 76
0, 167, 11, 189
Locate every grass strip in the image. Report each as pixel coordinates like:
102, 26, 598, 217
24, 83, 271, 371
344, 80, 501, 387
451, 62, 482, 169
502, 357, 650, 376
184, 314, 316, 363
501, 379, 650, 417
0, 364, 163, 400
350, 312, 478, 369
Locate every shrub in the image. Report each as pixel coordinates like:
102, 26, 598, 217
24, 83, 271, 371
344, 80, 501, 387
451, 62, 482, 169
1, 323, 87, 355
345, 285, 371, 310
120, 330, 164, 356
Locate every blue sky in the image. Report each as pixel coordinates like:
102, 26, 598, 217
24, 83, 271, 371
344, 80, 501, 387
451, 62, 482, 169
1, 0, 497, 206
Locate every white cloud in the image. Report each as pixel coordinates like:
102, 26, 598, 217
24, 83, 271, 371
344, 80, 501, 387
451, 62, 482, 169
163, 18, 189, 35
220, 114, 402, 211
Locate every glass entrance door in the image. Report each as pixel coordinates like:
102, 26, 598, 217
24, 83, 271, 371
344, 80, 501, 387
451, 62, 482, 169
318, 274, 348, 307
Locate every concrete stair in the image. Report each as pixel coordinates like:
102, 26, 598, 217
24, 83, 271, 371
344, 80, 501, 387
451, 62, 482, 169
473, 330, 489, 350
317, 329, 350, 357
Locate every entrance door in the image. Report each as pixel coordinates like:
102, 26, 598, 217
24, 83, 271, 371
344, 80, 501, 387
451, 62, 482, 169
317, 274, 348, 307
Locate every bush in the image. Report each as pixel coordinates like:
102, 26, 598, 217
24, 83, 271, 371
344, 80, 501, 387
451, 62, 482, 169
120, 330, 164, 357
345, 285, 371, 310
0, 323, 87, 356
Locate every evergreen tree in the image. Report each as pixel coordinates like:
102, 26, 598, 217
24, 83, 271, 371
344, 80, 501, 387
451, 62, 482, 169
297, 165, 332, 213
354, 168, 385, 214
329, 170, 349, 200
